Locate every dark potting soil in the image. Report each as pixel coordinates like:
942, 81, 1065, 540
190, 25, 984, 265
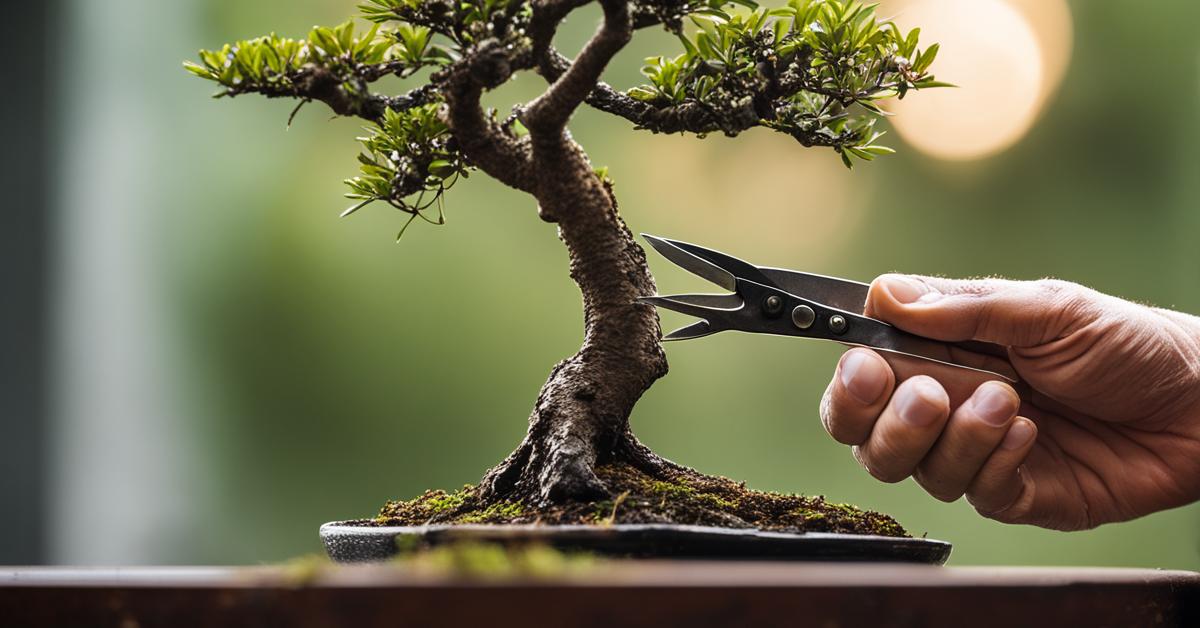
358, 463, 908, 537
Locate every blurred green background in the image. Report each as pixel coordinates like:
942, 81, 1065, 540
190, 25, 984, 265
15, 0, 1200, 567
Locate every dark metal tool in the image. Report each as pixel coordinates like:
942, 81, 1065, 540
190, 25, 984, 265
638, 234, 1015, 382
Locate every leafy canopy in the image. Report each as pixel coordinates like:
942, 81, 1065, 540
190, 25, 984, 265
185, 0, 943, 235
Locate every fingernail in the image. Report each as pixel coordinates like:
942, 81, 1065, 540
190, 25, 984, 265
895, 380, 945, 427
882, 275, 938, 305
1002, 419, 1035, 450
970, 384, 1017, 427
840, 350, 887, 405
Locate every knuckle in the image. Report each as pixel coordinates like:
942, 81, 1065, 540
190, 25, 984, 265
821, 386, 860, 445
967, 475, 1032, 523
929, 487, 964, 503
906, 376, 951, 413
819, 382, 835, 430
1035, 278, 1077, 299
853, 446, 888, 482
1024, 278, 1097, 340
913, 469, 963, 503
872, 468, 910, 484
858, 448, 909, 483
1036, 278, 1090, 312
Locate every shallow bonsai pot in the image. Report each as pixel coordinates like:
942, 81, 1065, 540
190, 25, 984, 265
320, 522, 951, 564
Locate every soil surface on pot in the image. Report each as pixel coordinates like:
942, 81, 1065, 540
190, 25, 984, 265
356, 463, 907, 537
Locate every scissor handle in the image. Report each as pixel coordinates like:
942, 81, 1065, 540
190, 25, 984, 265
733, 279, 1016, 381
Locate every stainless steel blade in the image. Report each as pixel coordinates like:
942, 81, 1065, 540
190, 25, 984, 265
651, 236, 775, 288
650, 293, 743, 310
643, 234, 737, 291
662, 320, 716, 341
636, 295, 733, 320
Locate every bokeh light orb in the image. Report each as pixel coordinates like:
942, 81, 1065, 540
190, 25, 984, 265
884, 0, 1071, 161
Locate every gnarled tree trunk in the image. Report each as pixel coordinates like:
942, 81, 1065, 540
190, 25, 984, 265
440, 0, 685, 506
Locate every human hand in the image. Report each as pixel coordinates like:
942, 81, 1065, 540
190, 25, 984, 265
820, 275, 1200, 530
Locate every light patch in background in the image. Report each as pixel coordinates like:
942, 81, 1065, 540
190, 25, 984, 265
881, 0, 1072, 161
629, 131, 867, 265
50, 0, 211, 564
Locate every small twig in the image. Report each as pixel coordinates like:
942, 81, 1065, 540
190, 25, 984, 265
286, 98, 311, 128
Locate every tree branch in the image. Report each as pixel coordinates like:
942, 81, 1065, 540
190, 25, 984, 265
441, 43, 536, 193
530, 0, 593, 59
538, 49, 855, 147
524, 0, 632, 133
220, 65, 436, 123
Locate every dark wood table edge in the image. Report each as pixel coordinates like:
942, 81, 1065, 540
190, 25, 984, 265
3, 564, 1198, 628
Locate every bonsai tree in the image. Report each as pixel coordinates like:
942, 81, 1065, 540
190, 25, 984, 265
187, 0, 943, 529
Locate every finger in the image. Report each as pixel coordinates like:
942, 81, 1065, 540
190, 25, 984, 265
820, 348, 896, 445
854, 375, 951, 483
966, 417, 1038, 519
864, 275, 1099, 348
878, 350, 1018, 408
913, 381, 1021, 502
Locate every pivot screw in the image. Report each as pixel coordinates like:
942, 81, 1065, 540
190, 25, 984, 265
791, 305, 815, 329
763, 295, 784, 318
829, 314, 848, 335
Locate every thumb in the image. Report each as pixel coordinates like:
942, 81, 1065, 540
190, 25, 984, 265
865, 275, 1098, 347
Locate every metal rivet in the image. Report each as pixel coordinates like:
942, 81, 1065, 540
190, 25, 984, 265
791, 305, 815, 329
763, 295, 784, 317
829, 314, 848, 335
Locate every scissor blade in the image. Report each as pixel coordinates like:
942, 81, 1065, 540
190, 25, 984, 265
649, 292, 743, 310
663, 320, 716, 341
650, 236, 776, 288
642, 234, 737, 291
637, 295, 733, 320
757, 268, 869, 313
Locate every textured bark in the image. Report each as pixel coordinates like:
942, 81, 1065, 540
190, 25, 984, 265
478, 163, 672, 503
466, 0, 677, 504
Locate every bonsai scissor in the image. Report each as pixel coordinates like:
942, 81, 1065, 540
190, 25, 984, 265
638, 235, 1016, 382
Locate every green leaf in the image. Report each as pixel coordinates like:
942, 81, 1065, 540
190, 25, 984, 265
913, 78, 956, 89
914, 42, 939, 73
772, 18, 790, 45
627, 86, 658, 102
677, 33, 698, 59
428, 159, 456, 178
182, 61, 214, 79
340, 198, 375, 217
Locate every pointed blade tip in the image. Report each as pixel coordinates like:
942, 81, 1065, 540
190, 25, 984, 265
662, 321, 714, 341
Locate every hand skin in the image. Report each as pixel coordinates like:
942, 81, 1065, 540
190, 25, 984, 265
819, 275, 1200, 530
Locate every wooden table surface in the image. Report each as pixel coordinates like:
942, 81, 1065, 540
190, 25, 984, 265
3, 563, 1198, 627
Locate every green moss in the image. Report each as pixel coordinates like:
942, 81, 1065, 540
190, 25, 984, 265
368, 462, 909, 537
647, 479, 697, 500
426, 490, 468, 513
376, 486, 478, 524
458, 501, 524, 524
646, 477, 737, 510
